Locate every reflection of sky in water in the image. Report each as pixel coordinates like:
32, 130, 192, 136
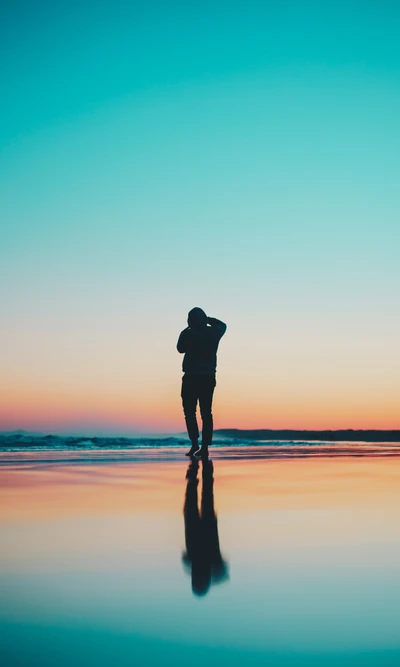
1, 456, 400, 666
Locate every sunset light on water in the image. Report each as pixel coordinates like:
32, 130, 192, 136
1, 451, 400, 666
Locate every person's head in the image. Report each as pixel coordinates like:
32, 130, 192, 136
188, 307, 207, 329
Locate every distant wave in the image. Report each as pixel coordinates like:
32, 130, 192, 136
0, 433, 189, 451
1, 433, 400, 459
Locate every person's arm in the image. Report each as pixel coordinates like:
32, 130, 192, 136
207, 317, 227, 338
177, 328, 189, 353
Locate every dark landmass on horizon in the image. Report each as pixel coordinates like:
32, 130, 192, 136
215, 429, 400, 442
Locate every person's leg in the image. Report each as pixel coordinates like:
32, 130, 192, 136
181, 375, 200, 455
183, 460, 200, 563
198, 375, 216, 455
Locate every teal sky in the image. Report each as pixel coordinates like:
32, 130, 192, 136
1, 1, 399, 432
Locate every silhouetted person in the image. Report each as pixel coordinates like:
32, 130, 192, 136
182, 460, 229, 596
177, 307, 227, 458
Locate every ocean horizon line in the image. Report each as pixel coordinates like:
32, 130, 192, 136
1, 427, 400, 441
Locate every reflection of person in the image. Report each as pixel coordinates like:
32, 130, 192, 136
182, 459, 229, 597
177, 307, 227, 458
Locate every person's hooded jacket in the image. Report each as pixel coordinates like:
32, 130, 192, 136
177, 308, 227, 375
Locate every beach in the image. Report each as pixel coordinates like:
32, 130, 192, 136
1, 446, 400, 666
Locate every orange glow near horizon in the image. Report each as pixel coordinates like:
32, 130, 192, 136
1, 384, 399, 433
2, 298, 400, 434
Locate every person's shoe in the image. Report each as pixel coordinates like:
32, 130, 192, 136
194, 446, 209, 459
185, 444, 199, 457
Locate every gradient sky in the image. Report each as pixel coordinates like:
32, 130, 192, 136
1, 1, 399, 433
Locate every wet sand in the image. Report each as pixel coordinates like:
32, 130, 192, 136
1, 448, 400, 666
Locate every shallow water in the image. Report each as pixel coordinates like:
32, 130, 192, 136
1, 448, 400, 666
